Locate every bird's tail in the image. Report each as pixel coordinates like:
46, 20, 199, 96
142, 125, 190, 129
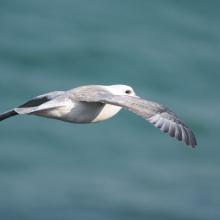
0, 109, 18, 121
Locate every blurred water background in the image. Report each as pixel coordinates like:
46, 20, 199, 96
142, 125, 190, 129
0, 0, 220, 219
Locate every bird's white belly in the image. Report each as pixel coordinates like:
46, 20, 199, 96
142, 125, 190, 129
36, 101, 121, 124
91, 103, 122, 123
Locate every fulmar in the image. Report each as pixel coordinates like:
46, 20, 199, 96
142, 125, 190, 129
0, 85, 197, 148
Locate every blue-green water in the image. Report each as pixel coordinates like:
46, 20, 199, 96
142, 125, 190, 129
0, 1, 220, 219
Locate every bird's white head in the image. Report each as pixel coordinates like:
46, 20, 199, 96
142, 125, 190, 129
104, 85, 139, 98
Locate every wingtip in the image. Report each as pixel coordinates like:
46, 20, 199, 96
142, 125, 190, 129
186, 128, 197, 149
0, 109, 18, 121
149, 114, 197, 149
189, 142, 196, 149
186, 136, 197, 149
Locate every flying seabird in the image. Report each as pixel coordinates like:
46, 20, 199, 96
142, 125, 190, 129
0, 85, 197, 148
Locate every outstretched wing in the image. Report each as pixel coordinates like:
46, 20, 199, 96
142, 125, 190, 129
72, 92, 197, 148
14, 91, 65, 114
0, 91, 65, 121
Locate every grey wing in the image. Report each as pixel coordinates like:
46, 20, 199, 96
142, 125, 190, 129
18, 91, 65, 108
148, 111, 197, 148
0, 91, 64, 121
73, 92, 197, 148
14, 91, 65, 114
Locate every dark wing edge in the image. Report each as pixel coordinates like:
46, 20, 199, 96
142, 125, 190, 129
0, 91, 65, 121
73, 93, 197, 148
18, 91, 65, 108
0, 110, 18, 121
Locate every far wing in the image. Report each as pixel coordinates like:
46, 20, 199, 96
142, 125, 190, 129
1, 91, 65, 121
18, 91, 65, 108
15, 91, 65, 114
73, 92, 197, 148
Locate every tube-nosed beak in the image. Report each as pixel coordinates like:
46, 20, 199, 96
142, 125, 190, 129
135, 94, 140, 98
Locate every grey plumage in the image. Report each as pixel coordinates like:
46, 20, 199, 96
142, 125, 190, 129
175, 124, 182, 141
70, 87, 197, 148
168, 122, 175, 137
0, 85, 197, 148
18, 91, 64, 108
155, 117, 165, 129
0, 91, 64, 121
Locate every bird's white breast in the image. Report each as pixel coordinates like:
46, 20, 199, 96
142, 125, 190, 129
91, 103, 122, 123
35, 101, 122, 124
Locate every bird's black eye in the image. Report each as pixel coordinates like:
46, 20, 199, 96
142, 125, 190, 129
125, 90, 131, 94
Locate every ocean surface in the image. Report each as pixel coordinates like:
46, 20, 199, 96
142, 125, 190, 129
0, 1, 220, 219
